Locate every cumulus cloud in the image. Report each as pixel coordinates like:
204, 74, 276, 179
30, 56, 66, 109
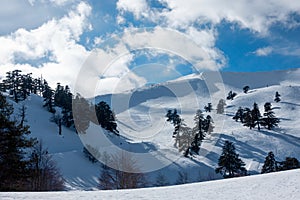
116, 0, 149, 20
254, 47, 273, 56
117, 0, 300, 35
0, 2, 92, 89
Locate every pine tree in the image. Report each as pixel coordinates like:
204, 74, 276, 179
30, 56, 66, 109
278, 157, 300, 171
95, 101, 119, 135
251, 103, 262, 130
72, 94, 91, 134
215, 141, 247, 178
243, 86, 250, 94
226, 91, 237, 100
274, 91, 281, 103
216, 99, 226, 114
261, 151, 277, 174
191, 110, 205, 154
204, 103, 212, 112
203, 115, 214, 135
261, 102, 280, 130
242, 107, 254, 129
42, 81, 55, 113
233, 107, 244, 123
0, 93, 36, 191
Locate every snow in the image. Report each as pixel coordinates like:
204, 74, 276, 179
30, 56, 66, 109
2, 68, 300, 197
1, 169, 300, 200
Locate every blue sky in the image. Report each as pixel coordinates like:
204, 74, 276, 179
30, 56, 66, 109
0, 0, 299, 95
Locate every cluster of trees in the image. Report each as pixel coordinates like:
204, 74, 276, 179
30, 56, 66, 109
261, 152, 300, 174
0, 92, 64, 191
233, 102, 280, 130
166, 109, 214, 157
0, 70, 45, 102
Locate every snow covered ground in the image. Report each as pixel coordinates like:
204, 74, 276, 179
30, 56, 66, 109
1, 169, 300, 200
3, 69, 300, 194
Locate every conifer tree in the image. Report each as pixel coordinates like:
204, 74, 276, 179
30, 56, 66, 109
204, 103, 212, 112
42, 81, 55, 113
261, 151, 277, 174
242, 107, 254, 129
216, 99, 226, 114
243, 86, 250, 94
95, 101, 119, 135
226, 91, 237, 100
274, 91, 281, 103
251, 103, 262, 130
261, 102, 280, 130
191, 110, 205, 154
215, 141, 247, 178
233, 107, 244, 123
0, 93, 36, 191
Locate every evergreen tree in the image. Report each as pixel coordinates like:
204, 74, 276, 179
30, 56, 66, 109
243, 86, 250, 94
165, 109, 182, 138
204, 103, 212, 112
191, 110, 205, 154
203, 115, 214, 134
226, 91, 237, 100
278, 157, 300, 171
95, 101, 119, 135
261, 151, 277, 174
0, 93, 36, 191
261, 102, 280, 130
274, 91, 281, 103
72, 94, 91, 134
242, 107, 254, 129
215, 141, 247, 178
233, 107, 244, 123
251, 103, 262, 130
216, 99, 226, 114
42, 81, 55, 113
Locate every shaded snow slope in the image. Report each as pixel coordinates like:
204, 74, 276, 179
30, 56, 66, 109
1, 169, 300, 200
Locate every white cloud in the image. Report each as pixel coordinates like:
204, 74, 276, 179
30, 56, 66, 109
254, 46, 273, 56
0, 2, 92, 89
116, 0, 149, 20
117, 0, 300, 35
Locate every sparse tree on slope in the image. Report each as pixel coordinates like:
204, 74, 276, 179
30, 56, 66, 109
215, 141, 247, 178
216, 99, 226, 114
261, 151, 277, 174
261, 102, 280, 130
243, 86, 250, 94
274, 91, 281, 103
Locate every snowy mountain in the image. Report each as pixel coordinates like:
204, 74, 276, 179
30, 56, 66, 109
3, 69, 300, 194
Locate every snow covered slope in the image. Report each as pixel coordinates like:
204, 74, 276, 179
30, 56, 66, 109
6, 68, 300, 191
1, 169, 300, 200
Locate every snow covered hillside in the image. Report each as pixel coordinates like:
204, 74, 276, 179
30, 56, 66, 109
1, 169, 300, 200
5, 68, 300, 191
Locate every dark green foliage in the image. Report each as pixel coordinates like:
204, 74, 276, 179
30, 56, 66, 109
274, 91, 281, 103
233, 107, 244, 123
261, 103, 280, 130
190, 110, 205, 154
261, 151, 277, 174
72, 94, 91, 134
278, 157, 300, 171
243, 86, 250, 93
204, 103, 212, 112
165, 109, 182, 137
0, 93, 36, 191
251, 103, 262, 130
42, 81, 55, 113
226, 91, 237, 100
95, 101, 119, 135
242, 107, 253, 129
216, 99, 226, 114
215, 141, 247, 178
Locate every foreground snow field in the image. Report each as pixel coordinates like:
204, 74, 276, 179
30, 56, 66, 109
1, 169, 299, 200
